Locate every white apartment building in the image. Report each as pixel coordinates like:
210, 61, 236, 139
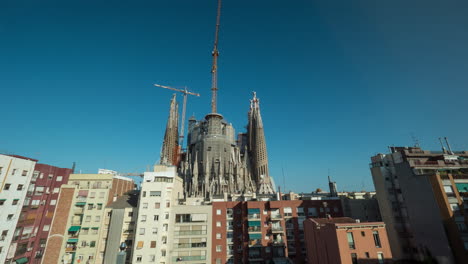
132, 165, 183, 264
132, 165, 213, 264
0, 154, 37, 264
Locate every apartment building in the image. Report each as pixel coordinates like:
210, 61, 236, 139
339, 192, 381, 222
304, 217, 392, 264
12, 163, 73, 264
0, 154, 37, 264
42, 174, 134, 264
132, 165, 183, 264
211, 199, 344, 264
370, 146, 468, 263
102, 191, 139, 264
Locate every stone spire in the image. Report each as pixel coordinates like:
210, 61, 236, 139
160, 94, 179, 165
248, 92, 275, 194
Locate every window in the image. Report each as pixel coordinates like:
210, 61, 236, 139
216, 259, 222, 264
99, 192, 105, 198
136, 255, 142, 262
142, 203, 148, 209
377, 253, 384, 264
95, 216, 101, 222
351, 253, 358, 264
149, 254, 156, 262
82, 228, 89, 235
347, 232, 355, 249
152, 228, 158, 234
150, 191, 161, 197
142, 191, 146, 197
7, 214, 13, 220
150, 241, 156, 248
216, 245, 222, 252
4, 184, 10, 190
81, 241, 87, 247
216, 221, 221, 227
216, 209, 222, 215
284, 207, 292, 217
373, 231, 382, 248
12, 199, 19, 205
17, 184, 24, 191
97, 204, 102, 210
297, 207, 305, 217
90, 192, 96, 198
141, 215, 147, 222
154, 215, 159, 221
155, 203, 160, 209
43, 225, 50, 231
0, 200, 4, 206
365, 252, 370, 258
128, 212, 133, 217
12, 169, 16, 175
53, 188, 60, 193
56, 176, 63, 181
92, 228, 99, 235
162, 236, 167, 244
166, 201, 170, 208
216, 233, 222, 239
50, 200, 57, 205
88, 204, 94, 210
85, 216, 91, 222
22, 170, 28, 176
361, 231, 365, 237
139, 228, 145, 235
90, 241, 96, 247
161, 249, 166, 256
48, 174, 53, 179
165, 213, 169, 220
307, 207, 318, 217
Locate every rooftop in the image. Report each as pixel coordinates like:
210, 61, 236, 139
107, 191, 139, 209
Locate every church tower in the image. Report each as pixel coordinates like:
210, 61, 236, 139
160, 94, 179, 166
247, 92, 275, 194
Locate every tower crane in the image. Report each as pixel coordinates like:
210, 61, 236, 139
154, 83, 200, 146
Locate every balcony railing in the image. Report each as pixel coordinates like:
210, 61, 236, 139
174, 230, 207, 236
248, 226, 261, 232
271, 226, 283, 232
173, 256, 206, 261
174, 242, 207, 248
271, 214, 282, 219
248, 214, 261, 220
65, 246, 77, 252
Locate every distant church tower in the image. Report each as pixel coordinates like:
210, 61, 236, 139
248, 92, 275, 194
160, 94, 179, 165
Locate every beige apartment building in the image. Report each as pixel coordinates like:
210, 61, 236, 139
42, 174, 133, 264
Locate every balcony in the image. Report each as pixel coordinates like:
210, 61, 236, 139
248, 239, 262, 247
74, 208, 84, 214
173, 255, 206, 261
248, 226, 262, 233
174, 230, 207, 236
174, 242, 207, 248
248, 214, 261, 220
65, 246, 77, 252
271, 214, 282, 220
271, 226, 283, 233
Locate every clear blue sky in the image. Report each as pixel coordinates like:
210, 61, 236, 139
2, 0, 468, 192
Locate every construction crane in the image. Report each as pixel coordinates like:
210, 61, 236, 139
210, 0, 222, 113
154, 83, 200, 146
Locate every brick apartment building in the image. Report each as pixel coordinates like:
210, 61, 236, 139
12, 163, 73, 264
211, 199, 343, 264
304, 217, 392, 264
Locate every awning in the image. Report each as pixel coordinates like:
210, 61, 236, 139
248, 208, 260, 214
75, 202, 86, 206
15, 257, 28, 264
456, 183, 468, 193
249, 233, 262, 239
0, 199, 6, 201
248, 221, 261, 227
67, 238, 79, 243
91, 227, 99, 230
68, 226, 81, 232
13, 199, 20, 201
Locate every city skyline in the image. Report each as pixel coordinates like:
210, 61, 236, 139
2, 0, 468, 192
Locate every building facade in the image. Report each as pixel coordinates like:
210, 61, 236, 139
339, 192, 381, 222
12, 163, 73, 264
211, 199, 344, 264
42, 174, 134, 264
370, 146, 468, 263
0, 154, 37, 264
304, 217, 392, 264
102, 191, 139, 264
